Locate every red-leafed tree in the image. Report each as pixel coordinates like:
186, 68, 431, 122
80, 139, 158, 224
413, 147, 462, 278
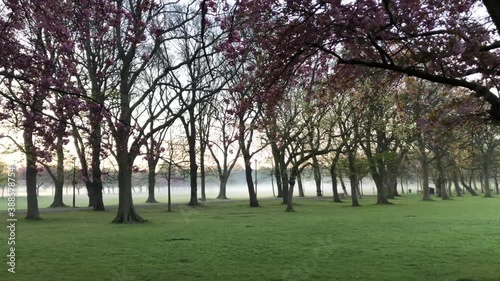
0, 0, 79, 219
229, 0, 500, 119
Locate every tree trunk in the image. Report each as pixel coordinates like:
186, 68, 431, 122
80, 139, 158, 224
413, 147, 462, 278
91, 182, 105, 211
146, 160, 159, 203
373, 174, 390, 204
187, 129, 199, 206
112, 159, 145, 223
452, 169, 463, 197
417, 135, 433, 201
459, 171, 478, 196
390, 178, 400, 197
347, 151, 360, 207
483, 158, 493, 198
24, 127, 40, 220
217, 175, 229, 199
436, 156, 450, 200
440, 178, 450, 200
50, 134, 66, 207
89, 108, 105, 211
312, 155, 322, 196
494, 160, 500, 194
280, 159, 289, 204
243, 156, 259, 207
286, 167, 298, 212
200, 147, 207, 201
338, 171, 349, 197
167, 159, 172, 212
330, 162, 342, 203
272, 144, 283, 198
297, 172, 305, 197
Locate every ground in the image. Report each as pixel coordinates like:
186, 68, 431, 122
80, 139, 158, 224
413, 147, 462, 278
1, 195, 499, 281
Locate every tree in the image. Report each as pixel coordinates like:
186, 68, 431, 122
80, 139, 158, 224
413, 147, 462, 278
206, 94, 242, 200
230, 0, 500, 121
0, 0, 79, 219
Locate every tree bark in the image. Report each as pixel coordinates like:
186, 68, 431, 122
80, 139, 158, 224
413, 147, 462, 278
279, 158, 289, 204
112, 159, 145, 223
483, 157, 493, 198
146, 160, 159, 203
25, 127, 40, 220
483, 0, 500, 37
347, 150, 360, 207
312, 155, 322, 196
459, 171, 478, 196
243, 156, 259, 207
200, 147, 207, 201
49, 134, 66, 208
436, 156, 450, 200
330, 162, 342, 203
374, 174, 390, 204
452, 169, 463, 197
286, 167, 298, 212
216, 175, 229, 199
186, 117, 199, 206
418, 137, 433, 201
338, 170, 349, 197
272, 144, 283, 198
297, 172, 305, 197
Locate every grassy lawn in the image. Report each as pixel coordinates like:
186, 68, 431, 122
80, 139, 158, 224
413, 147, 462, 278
0, 194, 194, 210
1, 195, 500, 281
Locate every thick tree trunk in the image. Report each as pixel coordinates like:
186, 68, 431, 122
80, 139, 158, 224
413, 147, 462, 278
112, 86, 144, 223
146, 161, 159, 203
373, 174, 390, 204
286, 168, 298, 212
483, 0, 500, 37
89, 107, 105, 211
297, 172, 305, 197
92, 182, 105, 211
24, 128, 40, 220
389, 178, 400, 197
50, 181, 66, 208
112, 160, 145, 223
217, 175, 229, 199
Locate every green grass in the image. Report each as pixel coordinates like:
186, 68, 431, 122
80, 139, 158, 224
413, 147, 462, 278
0, 193, 210, 210
1, 195, 500, 281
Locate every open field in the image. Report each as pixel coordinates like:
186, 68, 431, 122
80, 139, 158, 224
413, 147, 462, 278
1, 195, 500, 281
